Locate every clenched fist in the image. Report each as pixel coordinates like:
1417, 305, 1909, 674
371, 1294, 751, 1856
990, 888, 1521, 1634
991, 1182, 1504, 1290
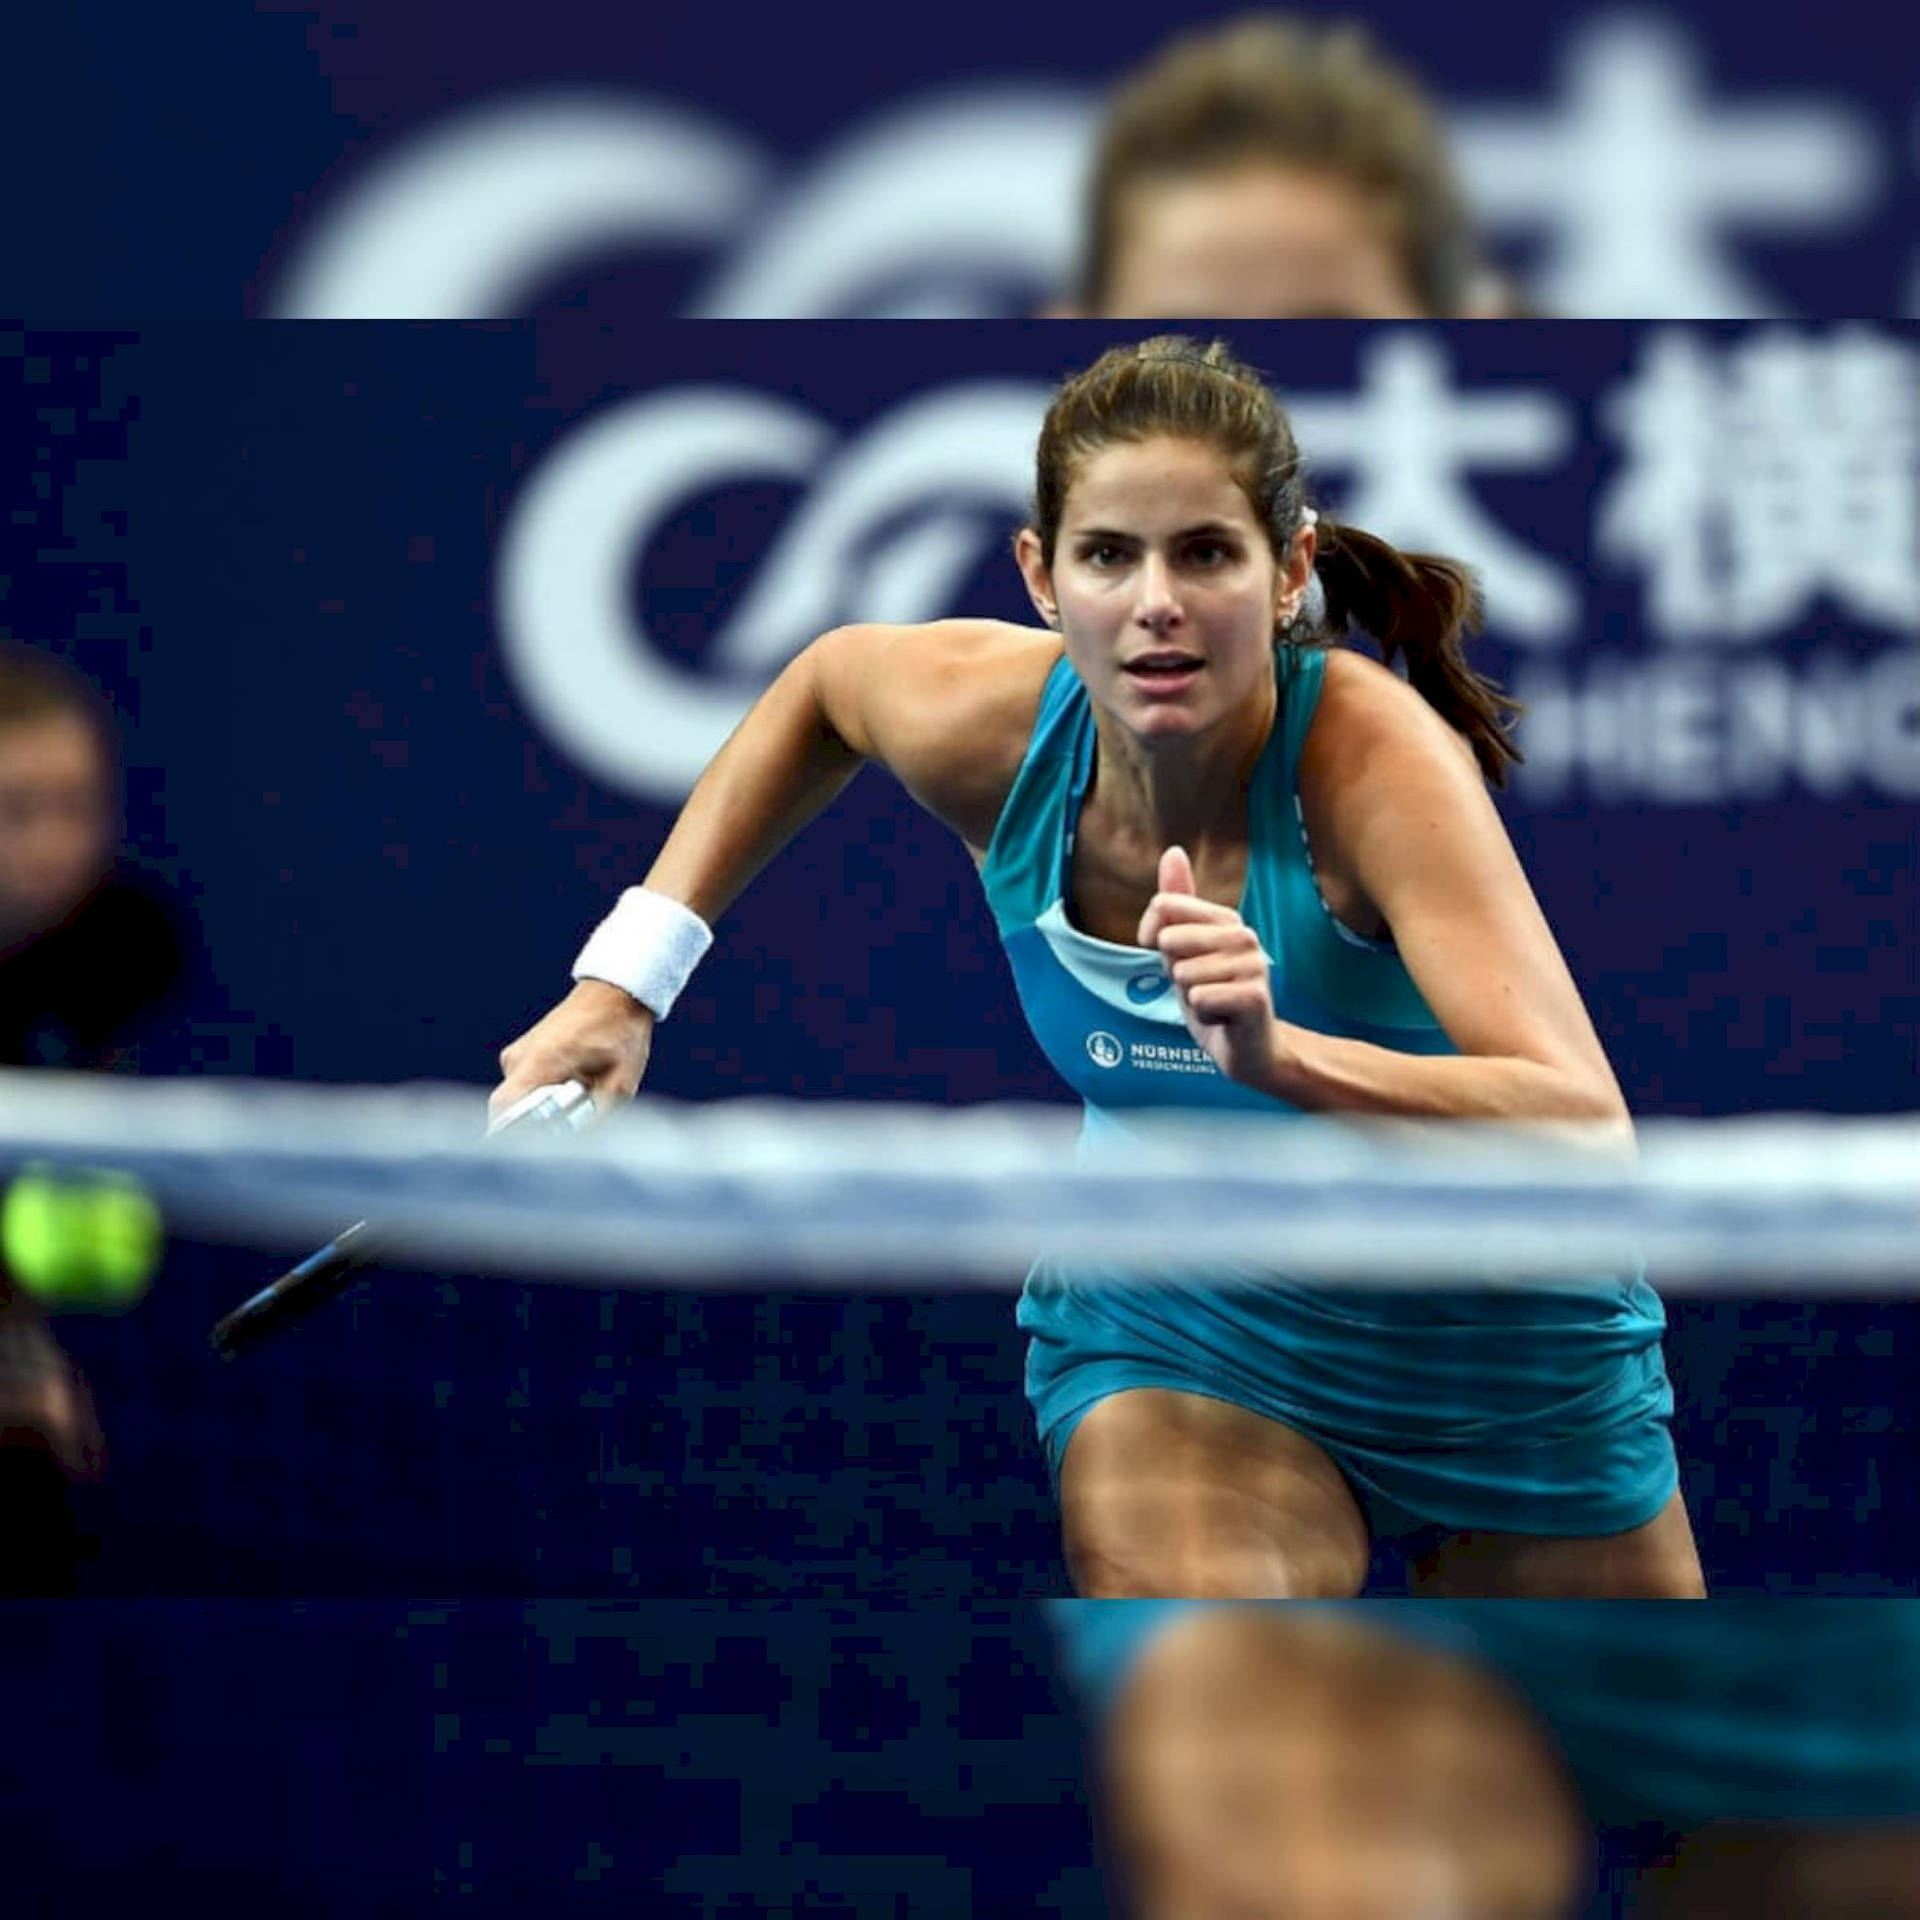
1137, 845, 1288, 1090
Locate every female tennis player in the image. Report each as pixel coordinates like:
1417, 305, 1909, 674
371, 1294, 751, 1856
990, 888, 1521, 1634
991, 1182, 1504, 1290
493, 335, 1704, 1599
1054, 1597, 1920, 1917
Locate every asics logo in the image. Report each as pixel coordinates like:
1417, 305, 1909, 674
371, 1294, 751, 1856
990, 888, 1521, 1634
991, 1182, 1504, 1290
1125, 969, 1169, 1005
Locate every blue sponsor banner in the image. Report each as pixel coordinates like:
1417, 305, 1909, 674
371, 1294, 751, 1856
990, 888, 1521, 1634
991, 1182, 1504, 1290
6, 319, 1917, 1598
2, 4, 1919, 320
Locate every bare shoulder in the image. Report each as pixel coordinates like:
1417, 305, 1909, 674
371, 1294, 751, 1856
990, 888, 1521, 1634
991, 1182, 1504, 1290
1296, 646, 1496, 926
813, 618, 1062, 848
1301, 645, 1484, 796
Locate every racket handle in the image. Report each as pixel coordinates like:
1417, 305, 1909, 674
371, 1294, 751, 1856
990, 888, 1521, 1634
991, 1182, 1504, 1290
485, 1078, 596, 1137
209, 1080, 597, 1358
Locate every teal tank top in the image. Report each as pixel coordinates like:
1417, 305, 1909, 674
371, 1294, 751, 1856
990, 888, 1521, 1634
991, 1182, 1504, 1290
981, 644, 1453, 1119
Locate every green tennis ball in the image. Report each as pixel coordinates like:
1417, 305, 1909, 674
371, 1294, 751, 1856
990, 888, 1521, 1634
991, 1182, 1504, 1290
3, 1169, 88, 1302
82, 1172, 164, 1305
3, 1165, 163, 1309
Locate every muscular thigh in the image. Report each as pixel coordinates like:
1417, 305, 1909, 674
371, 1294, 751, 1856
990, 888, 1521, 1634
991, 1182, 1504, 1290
1411, 1488, 1707, 1598
1059, 1389, 1371, 1598
1105, 1607, 1589, 1920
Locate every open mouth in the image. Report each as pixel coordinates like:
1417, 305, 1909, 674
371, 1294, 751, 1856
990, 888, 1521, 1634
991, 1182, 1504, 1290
1123, 653, 1204, 681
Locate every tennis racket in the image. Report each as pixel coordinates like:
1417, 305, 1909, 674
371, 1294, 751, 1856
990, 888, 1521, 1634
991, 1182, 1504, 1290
208, 1080, 596, 1357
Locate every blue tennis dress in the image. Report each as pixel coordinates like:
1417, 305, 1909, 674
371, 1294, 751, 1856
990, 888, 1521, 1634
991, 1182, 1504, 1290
1047, 1598, 1920, 1828
979, 646, 1676, 1539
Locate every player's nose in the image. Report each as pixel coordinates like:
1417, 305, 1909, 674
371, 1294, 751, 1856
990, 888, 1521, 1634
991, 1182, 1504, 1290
1132, 552, 1183, 632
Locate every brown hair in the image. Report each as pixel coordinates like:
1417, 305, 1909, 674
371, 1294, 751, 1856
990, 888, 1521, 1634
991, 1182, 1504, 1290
1029, 336, 1522, 785
0, 644, 113, 738
1082, 15, 1480, 317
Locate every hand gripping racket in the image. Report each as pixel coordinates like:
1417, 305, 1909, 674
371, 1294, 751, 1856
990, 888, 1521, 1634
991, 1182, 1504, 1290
207, 1081, 596, 1357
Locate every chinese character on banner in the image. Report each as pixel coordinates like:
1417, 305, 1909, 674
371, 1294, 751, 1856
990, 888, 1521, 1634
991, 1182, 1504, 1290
1456, 16, 1880, 319
1290, 335, 1576, 644
1601, 328, 1920, 641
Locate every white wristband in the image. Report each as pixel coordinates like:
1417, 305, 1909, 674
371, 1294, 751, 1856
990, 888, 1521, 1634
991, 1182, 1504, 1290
570, 887, 714, 1019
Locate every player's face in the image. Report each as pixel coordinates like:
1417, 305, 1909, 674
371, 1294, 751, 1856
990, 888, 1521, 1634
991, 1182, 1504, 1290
1100, 163, 1428, 319
0, 713, 115, 932
1028, 436, 1304, 743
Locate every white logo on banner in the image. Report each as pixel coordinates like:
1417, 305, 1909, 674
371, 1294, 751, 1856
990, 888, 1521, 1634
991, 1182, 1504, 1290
266, 17, 1884, 321
270, 97, 771, 319
495, 342, 1587, 802
496, 383, 1047, 801
1516, 328, 1920, 803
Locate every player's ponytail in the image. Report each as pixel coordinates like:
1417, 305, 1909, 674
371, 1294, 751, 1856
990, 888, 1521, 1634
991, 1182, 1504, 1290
1308, 519, 1522, 787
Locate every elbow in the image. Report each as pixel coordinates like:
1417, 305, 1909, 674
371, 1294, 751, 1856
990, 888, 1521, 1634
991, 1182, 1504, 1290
1569, 1079, 1631, 1126
803, 624, 881, 760
1546, 1071, 1636, 1156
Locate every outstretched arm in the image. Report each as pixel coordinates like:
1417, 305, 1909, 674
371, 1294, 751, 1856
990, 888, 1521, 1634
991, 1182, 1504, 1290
490, 628, 880, 1116
492, 621, 1051, 1116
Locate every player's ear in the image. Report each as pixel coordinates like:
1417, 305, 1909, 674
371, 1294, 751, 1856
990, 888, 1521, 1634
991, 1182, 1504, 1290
1013, 527, 1060, 627
1273, 525, 1314, 626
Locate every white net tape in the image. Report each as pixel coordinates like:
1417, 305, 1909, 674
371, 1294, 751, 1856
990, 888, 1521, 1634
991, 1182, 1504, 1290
0, 1071, 1915, 1289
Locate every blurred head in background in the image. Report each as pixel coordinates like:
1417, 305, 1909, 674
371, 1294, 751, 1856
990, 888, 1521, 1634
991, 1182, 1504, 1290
0, 647, 118, 950
1071, 14, 1504, 319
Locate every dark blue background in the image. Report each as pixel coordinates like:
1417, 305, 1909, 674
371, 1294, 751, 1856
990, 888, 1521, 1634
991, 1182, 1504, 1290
3, 320, 1915, 1917
7, 1604, 1106, 1917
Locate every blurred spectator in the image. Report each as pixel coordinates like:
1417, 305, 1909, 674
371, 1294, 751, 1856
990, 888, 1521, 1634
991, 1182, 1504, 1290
0, 644, 184, 1594
0, 644, 189, 1069
1062, 14, 1520, 319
